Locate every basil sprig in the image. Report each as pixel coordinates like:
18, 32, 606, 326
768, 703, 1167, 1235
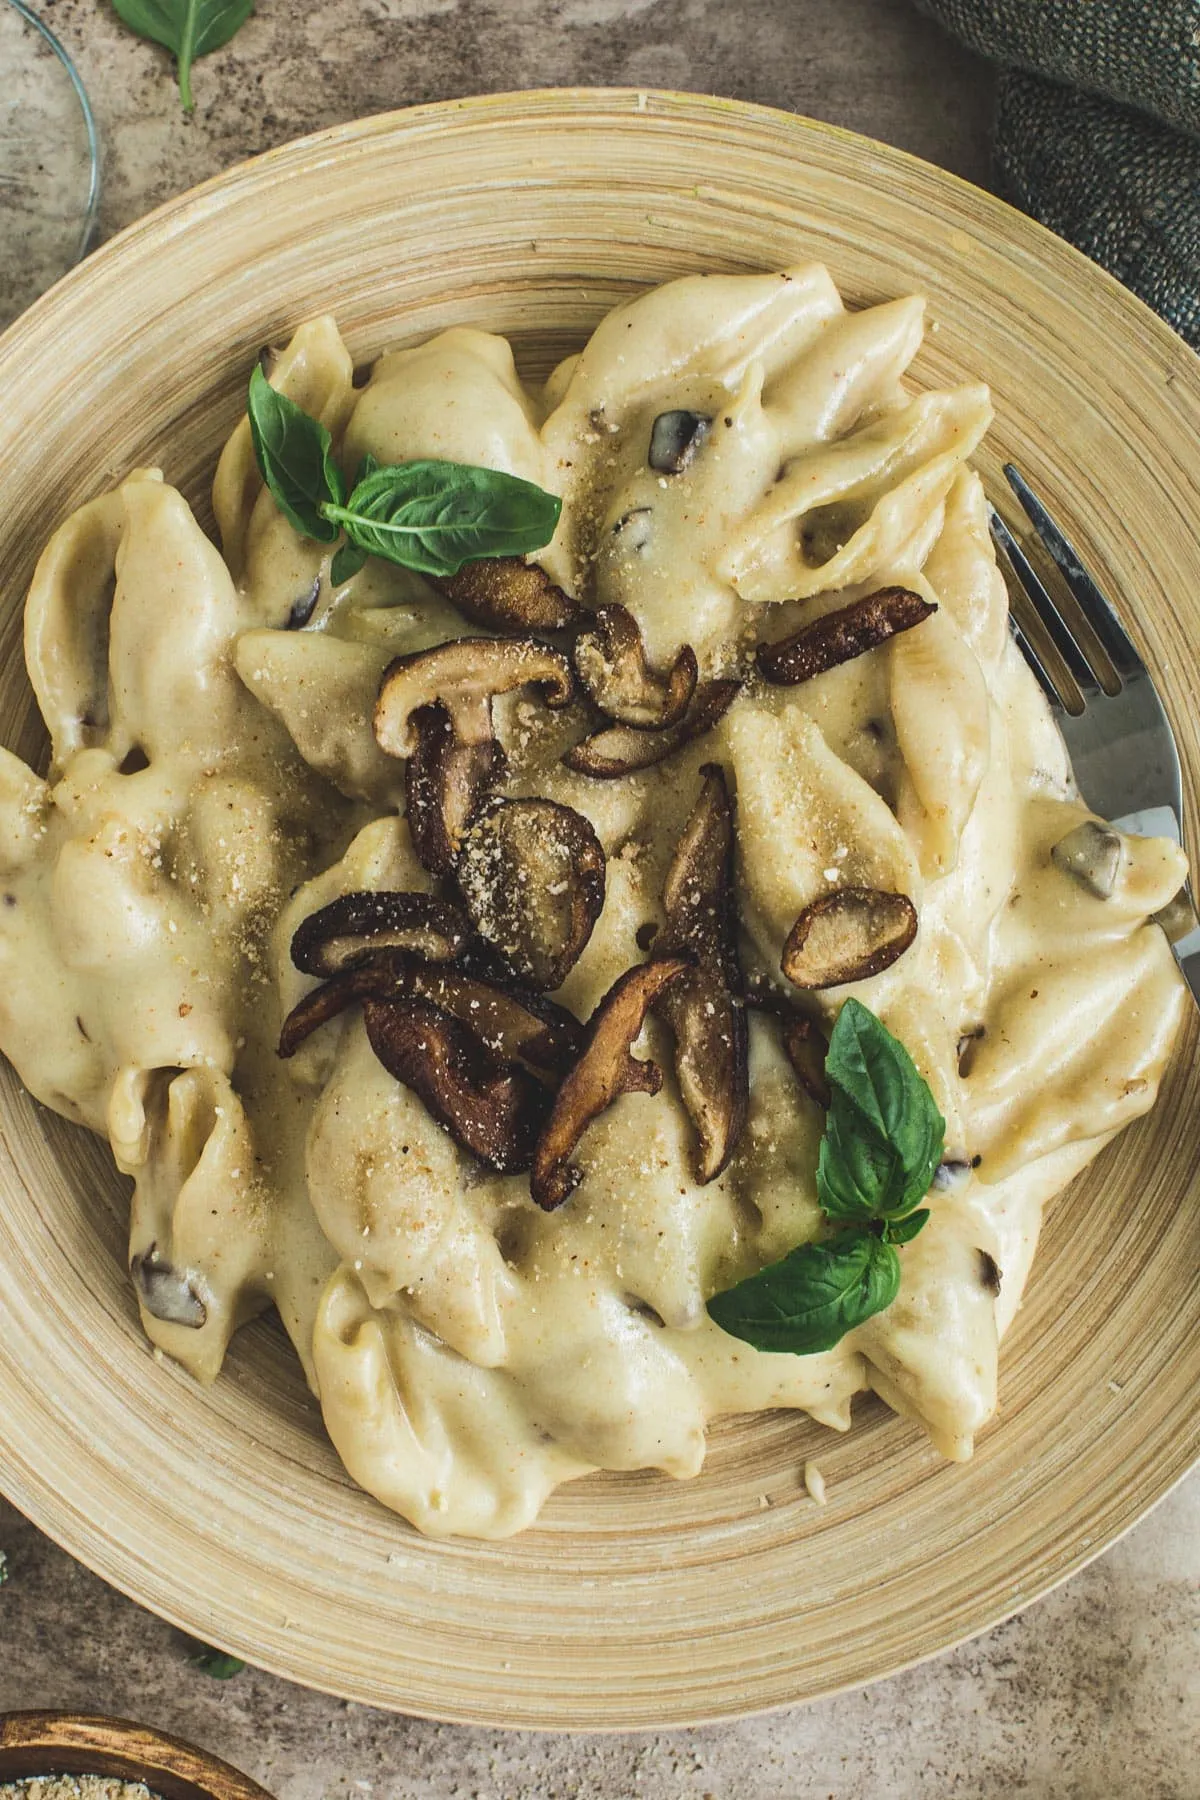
707, 1000, 945, 1355
246, 366, 562, 580
110, 0, 254, 113
188, 1642, 245, 1679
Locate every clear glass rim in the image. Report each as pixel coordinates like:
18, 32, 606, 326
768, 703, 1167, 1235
7, 0, 101, 266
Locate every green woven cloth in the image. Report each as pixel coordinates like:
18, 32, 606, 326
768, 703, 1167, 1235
915, 0, 1200, 348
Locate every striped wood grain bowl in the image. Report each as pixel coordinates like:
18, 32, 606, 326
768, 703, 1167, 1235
0, 1712, 272, 1800
0, 90, 1195, 1729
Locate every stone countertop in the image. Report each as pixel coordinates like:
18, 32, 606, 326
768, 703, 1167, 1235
2, 1, 1197, 1794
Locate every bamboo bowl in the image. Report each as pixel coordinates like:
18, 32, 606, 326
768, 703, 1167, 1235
0, 1713, 272, 1800
0, 91, 1196, 1730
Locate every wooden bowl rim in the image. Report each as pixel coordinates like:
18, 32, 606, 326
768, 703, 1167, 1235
7, 84, 1189, 372
0, 87, 1195, 1731
0, 1712, 273, 1800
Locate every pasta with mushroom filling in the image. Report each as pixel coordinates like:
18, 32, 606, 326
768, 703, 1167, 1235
0, 265, 1186, 1538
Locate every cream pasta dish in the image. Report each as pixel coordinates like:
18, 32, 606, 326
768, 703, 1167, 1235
0, 265, 1187, 1538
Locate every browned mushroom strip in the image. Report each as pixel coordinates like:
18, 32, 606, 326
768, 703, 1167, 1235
456, 798, 606, 991
656, 765, 748, 1182
278, 958, 406, 1058
648, 410, 711, 474
1051, 820, 1122, 899
375, 637, 574, 758
287, 576, 321, 629
435, 558, 581, 632
573, 605, 698, 728
530, 957, 691, 1210
290, 890, 470, 976
977, 1249, 1003, 1295
363, 997, 550, 1174
782, 887, 918, 989
756, 587, 936, 685
405, 702, 505, 877
406, 960, 584, 1080
277, 950, 583, 1076
131, 1247, 207, 1328
563, 679, 741, 779
745, 984, 833, 1108
780, 1012, 832, 1109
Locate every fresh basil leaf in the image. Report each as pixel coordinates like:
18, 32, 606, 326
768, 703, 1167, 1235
322, 459, 562, 578
883, 1208, 929, 1246
247, 364, 342, 544
330, 543, 368, 586
817, 1107, 902, 1224
190, 1645, 245, 1679
110, 0, 254, 112
707, 1230, 900, 1355
817, 999, 944, 1222
353, 452, 380, 486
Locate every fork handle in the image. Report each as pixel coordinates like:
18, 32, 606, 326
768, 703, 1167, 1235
1158, 886, 1200, 1014
1172, 924, 1200, 1011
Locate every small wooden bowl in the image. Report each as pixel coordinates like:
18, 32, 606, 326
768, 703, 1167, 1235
0, 89, 1196, 1730
0, 1714, 272, 1800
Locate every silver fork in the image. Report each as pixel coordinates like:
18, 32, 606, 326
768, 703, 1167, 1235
988, 464, 1200, 1008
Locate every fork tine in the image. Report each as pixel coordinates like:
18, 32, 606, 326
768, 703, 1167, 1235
1006, 611, 1063, 709
1004, 465, 1142, 680
988, 508, 1101, 697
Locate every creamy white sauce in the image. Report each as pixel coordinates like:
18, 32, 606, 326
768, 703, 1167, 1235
0, 269, 1186, 1537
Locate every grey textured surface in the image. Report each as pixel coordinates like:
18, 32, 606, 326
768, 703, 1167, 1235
3, 1, 1199, 1794
1, 1479, 1198, 1795
916, 0, 1200, 347
40, 0, 997, 241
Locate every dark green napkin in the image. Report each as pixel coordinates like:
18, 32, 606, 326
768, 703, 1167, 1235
916, 0, 1200, 348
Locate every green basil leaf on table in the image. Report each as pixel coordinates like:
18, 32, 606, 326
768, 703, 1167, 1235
707, 1231, 901, 1355
247, 364, 343, 544
322, 459, 563, 578
110, 0, 254, 113
189, 1645, 245, 1679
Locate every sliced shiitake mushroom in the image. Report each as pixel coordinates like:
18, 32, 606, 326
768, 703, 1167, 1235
563, 678, 741, 779
1050, 819, 1123, 900
756, 587, 936, 685
660, 765, 739, 983
655, 765, 748, 1182
782, 887, 918, 989
612, 506, 653, 553
746, 983, 832, 1109
374, 636, 574, 759
530, 957, 690, 1210
416, 957, 585, 1079
780, 1012, 831, 1109
977, 1249, 1003, 1296
362, 996, 550, 1174
278, 957, 404, 1058
287, 576, 321, 629
290, 890, 470, 976
648, 410, 711, 474
455, 797, 606, 991
572, 605, 698, 728
435, 557, 581, 633
404, 702, 505, 877
131, 1246, 207, 1329
277, 950, 583, 1079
